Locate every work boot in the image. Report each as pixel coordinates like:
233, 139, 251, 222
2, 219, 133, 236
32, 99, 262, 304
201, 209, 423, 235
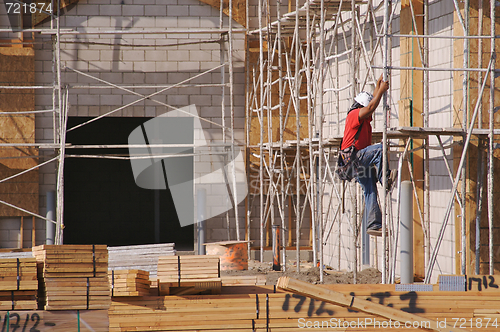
367, 227, 382, 237
367, 224, 384, 237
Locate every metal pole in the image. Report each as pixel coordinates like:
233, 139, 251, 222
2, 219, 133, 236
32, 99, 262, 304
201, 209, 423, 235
54, 0, 64, 245
351, 182, 357, 282
475, 139, 484, 274
423, 0, 430, 269
478, 0, 483, 129
51, 37, 57, 145
277, 0, 286, 273
258, 0, 265, 262
295, 0, 301, 273
460, 0, 470, 276
304, 0, 316, 271
400, 181, 413, 284
318, 0, 325, 284
350, 0, 358, 281
267, 0, 274, 254
335, 24, 340, 137
488, 0, 495, 276
245, 20, 251, 258
381, 0, 390, 284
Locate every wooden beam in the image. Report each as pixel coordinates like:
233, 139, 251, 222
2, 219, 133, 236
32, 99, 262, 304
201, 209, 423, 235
276, 276, 471, 332
31, 216, 35, 247
197, 0, 246, 27
19, 216, 23, 249
400, 0, 425, 279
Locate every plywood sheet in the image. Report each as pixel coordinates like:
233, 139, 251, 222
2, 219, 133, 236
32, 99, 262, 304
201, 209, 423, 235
0, 47, 39, 217
32, 0, 80, 27
400, 0, 425, 279
198, 0, 246, 27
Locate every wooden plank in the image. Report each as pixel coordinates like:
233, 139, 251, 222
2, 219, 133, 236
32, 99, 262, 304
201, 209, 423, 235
109, 270, 151, 297
276, 277, 471, 332
221, 275, 267, 286
19, 216, 23, 249
33, 244, 108, 251
32, 216, 36, 247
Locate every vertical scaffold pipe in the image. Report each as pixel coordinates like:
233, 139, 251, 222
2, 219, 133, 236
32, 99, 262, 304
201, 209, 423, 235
351, 0, 358, 284
381, 0, 390, 284
295, 0, 301, 273
318, 0, 325, 283
400, 181, 413, 284
488, 0, 495, 276
475, 140, 484, 275
277, 0, 286, 273
258, 0, 265, 263
461, 0, 470, 276
306, 0, 314, 272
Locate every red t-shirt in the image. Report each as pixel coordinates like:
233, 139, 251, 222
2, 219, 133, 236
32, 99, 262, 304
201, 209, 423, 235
340, 108, 372, 150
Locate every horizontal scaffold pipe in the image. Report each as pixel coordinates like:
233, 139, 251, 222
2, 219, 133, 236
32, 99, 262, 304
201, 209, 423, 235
380, 33, 500, 39
39, 28, 247, 35
0, 85, 54, 89
70, 84, 229, 89
372, 65, 498, 73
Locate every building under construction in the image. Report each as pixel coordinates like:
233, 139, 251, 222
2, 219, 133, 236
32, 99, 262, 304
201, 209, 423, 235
0, 0, 499, 284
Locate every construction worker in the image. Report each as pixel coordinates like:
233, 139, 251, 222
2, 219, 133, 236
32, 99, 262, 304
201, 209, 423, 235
340, 75, 396, 237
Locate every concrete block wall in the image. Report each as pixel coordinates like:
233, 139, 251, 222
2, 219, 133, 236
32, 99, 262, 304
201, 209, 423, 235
426, 0, 456, 278
0, 218, 45, 249
19, 0, 247, 248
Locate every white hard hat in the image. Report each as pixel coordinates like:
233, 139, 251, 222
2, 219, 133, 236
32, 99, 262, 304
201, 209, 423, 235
354, 91, 374, 107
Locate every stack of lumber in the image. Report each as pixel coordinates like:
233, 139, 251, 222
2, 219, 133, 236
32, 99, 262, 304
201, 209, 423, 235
0, 310, 108, 332
221, 275, 267, 286
33, 245, 110, 310
33, 245, 108, 278
109, 277, 500, 332
108, 243, 175, 280
109, 270, 150, 297
157, 255, 221, 295
0, 258, 37, 310
41, 277, 111, 310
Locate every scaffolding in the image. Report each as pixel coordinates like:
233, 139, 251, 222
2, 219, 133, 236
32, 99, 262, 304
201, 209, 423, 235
0, 0, 499, 283
246, 0, 499, 283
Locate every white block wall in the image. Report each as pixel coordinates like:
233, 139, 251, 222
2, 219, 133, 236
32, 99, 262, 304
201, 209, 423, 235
0, 0, 247, 247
